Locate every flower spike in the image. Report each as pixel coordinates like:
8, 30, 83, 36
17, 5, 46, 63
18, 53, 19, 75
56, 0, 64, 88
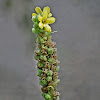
32, 6, 60, 100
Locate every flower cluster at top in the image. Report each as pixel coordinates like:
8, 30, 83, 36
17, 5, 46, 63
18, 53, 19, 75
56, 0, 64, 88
32, 6, 56, 33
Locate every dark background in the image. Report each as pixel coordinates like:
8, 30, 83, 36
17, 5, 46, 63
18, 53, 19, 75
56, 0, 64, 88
0, 0, 100, 100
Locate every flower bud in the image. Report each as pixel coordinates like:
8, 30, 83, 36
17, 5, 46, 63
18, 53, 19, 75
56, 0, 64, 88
32, 15, 36, 22
34, 55, 39, 60
40, 80, 44, 86
45, 94, 51, 100
32, 28, 38, 33
45, 32, 51, 37
43, 37, 47, 41
33, 24, 38, 29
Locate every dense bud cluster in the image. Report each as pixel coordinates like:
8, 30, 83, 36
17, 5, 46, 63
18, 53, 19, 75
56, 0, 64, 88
32, 6, 60, 100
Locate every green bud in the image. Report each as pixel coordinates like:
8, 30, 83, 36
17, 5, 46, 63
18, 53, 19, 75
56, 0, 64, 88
48, 48, 54, 54
45, 32, 51, 37
44, 55, 47, 61
54, 79, 60, 87
36, 49, 41, 55
38, 62, 44, 68
40, 80, 44, 86
48, 58, 55, 63
34, 21, 39, 26
40, 55, 47, 61
56, 66, 60, 72
40, 55, 44, 60
32, 28, 38, 34
47, 70, 53, 76
37, 72, 41, 77
43, 37, 47, 41
37, 68, 42, 73
41, 39, 46, 43
40, 29, 45, 32
35, 55, 39, 60
57, 96, 60, 100
43, 46, 48, 50
42, 93, 45, 98
32, 15, 36, 22
37, 68, 42, 77
45, 94, 51, 100
33, 24, 38, 29
42, 79, 47, 86
46, 76, 52, 82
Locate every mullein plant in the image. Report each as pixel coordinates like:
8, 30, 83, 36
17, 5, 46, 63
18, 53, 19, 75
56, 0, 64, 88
32, 6, 60, 100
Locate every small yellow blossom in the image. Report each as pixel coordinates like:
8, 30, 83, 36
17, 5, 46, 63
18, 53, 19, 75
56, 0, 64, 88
32, 6, 56, 32
38, 6, 55, 32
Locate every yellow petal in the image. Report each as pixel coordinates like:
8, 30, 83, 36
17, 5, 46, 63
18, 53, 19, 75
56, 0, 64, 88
43, 6, 50, 13
48, 13, 52, 17
32, 13, 36, 17
46, 17, 56, 24
38, 14, 43, 22
39, 22, 44, 29
44, 24, 51, 32
43, 10, 48, 20
35, 7, 42, 14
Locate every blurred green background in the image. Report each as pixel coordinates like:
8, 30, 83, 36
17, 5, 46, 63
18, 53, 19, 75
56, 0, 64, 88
0, 0, 100, 100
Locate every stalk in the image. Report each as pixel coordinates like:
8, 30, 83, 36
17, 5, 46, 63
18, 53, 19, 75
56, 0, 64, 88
32, 6, 60, 100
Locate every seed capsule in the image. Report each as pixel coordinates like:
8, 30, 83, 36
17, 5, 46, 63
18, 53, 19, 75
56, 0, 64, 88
40, 55, 47, 61
51, 53, 57, 60
41, 79, 48, 86
44, 62, 50, 69
48, 47, 54, 54
47, 70, 53, 76
47, 86, 54, 91
40, 38, 46, 43
37, 62, 44, 68
49, 81, 54, 86
53, 60, 60, 66
51, 65, 56, 72
42, 68, 48, 74
41, 87, 48, 93
34, 49, 41, 55
46, 76, 52, 82
53, 91, 60, 96
56, 66, 60, 72
48, 58, 55, 63
41, 49, 47, 55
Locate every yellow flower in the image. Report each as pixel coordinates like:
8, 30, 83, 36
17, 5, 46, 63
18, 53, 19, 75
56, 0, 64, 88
32, 6, 56, 32
38, 6, 55, 32
32, 7, 42, 17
